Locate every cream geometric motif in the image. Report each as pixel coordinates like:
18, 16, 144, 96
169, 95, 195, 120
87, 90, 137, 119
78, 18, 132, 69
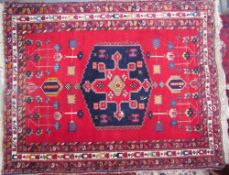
67, 94, 76, 104
108, 75, 126, 97
153, 65, 161, 74
67, 66, 76, 76
154, 95, 162, 105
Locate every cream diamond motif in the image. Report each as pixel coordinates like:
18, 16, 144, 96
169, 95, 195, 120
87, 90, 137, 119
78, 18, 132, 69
108, 75, 125, 97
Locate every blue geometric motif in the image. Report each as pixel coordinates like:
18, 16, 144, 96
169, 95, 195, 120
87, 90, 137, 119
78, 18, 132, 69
81, 45, 152, 127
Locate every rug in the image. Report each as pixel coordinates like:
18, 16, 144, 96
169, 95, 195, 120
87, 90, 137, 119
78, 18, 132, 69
2, 0, 227, 174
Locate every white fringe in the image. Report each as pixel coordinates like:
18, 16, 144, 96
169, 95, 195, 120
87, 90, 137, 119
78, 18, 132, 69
214, 0, 229, 164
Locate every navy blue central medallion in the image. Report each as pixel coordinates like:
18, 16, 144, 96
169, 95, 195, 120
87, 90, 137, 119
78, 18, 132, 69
81, 45, 151, 127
